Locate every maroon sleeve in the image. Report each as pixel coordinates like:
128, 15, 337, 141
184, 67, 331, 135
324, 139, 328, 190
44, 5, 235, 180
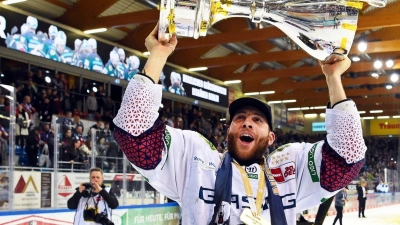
113, 119, 166, 170
320, 141, 365, 192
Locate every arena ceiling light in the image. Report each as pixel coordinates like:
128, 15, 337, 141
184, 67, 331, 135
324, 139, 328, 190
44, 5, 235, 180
320, 113, 326, 117
393, 115, 400, 118
84, 28, 107, 34
287, 107, 301, 111
188, 67, 207, 72
358, 111, 366, 114
281, 99, 296, 103
386, 59, 394, 68
357, 41, 367, 52
390, 73, 399, 82
0, 73, 4, 77
351, 56, 360, 62
259, 91, 275, 95
312, 106, 327, 109
362, 117, 374, 120
45, 76, 51, 83
304, 113, 317, 118
377, 116, 390, 119
373, 60, 382, 69
386, 84, 393, 90
2, 0, 26, 5
370, 110, 383, 113
371, 72, 379, 79
244, 92, 259, 96
224, 80, 241, 84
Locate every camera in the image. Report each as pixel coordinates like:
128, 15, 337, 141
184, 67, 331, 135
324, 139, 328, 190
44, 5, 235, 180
83, 209, 114, 225
81, 182, 94, 198
95, 212, 114, 225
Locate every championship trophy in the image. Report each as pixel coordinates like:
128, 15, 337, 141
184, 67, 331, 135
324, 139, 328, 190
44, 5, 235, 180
159, 0, 387, 61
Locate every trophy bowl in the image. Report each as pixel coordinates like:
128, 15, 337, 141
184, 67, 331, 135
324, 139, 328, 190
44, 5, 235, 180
159, 0, 387, 61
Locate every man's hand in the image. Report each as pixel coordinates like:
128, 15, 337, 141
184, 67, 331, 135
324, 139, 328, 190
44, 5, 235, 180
145, 23, 178, 58
319, 54, 351, 79
78, 183, 86, 193
92, 182, 103, 193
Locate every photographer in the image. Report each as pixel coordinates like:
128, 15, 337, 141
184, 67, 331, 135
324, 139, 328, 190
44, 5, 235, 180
67, 168, 118, 225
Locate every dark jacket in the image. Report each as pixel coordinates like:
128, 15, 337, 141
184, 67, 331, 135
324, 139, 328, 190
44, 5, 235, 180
67, 185, 119, 210
357, 185, 367, 200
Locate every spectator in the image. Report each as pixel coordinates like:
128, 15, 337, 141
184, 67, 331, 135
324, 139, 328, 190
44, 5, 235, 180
78, 83, 89, 112
15, 84, 24, 104
62, 92, 77, 113
26, 126, 42, 167
73, 125, 85, 146
22, 95, 36, 121
38, 97, 53, 123
16, 104, 30, 147
101, 122, 112, 143
86, 91, 98, 120
79, 138, 97, 157
22, 80, 37, 102
33, 70, 45, 89
101, 110, 114, 131
102, 96, 115, 114
62, 129, 73, 148
63, 111, 74, 132
88, 119, 103, 138
52, 90, 62, 113
52, 73, 63, 91
96, 86, 107, 113
72, 115, 84, 133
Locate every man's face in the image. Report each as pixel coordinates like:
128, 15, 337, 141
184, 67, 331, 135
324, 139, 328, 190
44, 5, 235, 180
76, 126, 83, 134
227, 106, 275, 161
362, 182, 367, 187
24, 96, 31, 103
67, 112, 72, 118
90, 171, 103, 186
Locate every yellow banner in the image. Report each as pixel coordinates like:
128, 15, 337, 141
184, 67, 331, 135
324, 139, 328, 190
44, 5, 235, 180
370, 118, 400, 136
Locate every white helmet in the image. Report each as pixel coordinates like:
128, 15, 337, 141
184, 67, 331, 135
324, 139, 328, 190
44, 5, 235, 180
110, 50, 119, 62
26, 16, 38, 30
128, 56, 140, 69
20, 23, 29, 35
117, 48, 125, 57
74, 39, 82, 48
48, 25, 58, 39
170, 71, 181, 83
88, 38, 97, 49
54, 31, 67, 46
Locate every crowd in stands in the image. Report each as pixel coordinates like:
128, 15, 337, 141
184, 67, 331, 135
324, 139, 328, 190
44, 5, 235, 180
0, 70, 120, 170
0, 70, 399, 186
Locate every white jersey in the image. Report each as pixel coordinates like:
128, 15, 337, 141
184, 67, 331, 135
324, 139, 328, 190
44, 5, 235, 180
113, 76, 366, 225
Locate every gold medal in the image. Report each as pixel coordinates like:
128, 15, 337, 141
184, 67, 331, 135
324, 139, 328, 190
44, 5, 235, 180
240, 208, 271, 225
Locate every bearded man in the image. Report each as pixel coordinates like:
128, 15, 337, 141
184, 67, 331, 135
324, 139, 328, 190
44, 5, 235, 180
113, 25, 366, 225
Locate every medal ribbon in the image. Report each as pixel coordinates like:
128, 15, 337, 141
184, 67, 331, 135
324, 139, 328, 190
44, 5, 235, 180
233, 162, 266, 217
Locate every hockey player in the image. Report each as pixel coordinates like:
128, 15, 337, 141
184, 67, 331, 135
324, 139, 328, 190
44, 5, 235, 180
168, 71, 185, 95
23, 16, 44, 57
83, 38, 104, 73
6, 24, 28, 52
42, 25, 58, 55
102, 50, 124, 78
71, 39, 83, 67
113, 25, 366, 225
124, 55, 140, 81
46, 31, 73, 64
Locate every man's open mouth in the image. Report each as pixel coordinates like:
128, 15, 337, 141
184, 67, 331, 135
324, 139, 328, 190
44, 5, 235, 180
240, 134, 254, 143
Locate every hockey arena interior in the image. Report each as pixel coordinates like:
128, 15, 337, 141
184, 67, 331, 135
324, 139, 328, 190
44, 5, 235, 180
0, 0, 399, 224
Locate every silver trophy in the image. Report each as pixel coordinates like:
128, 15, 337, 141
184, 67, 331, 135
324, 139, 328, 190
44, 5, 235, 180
159, 0, 387, 61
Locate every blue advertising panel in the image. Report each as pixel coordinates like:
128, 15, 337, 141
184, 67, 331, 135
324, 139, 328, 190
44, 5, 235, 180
312, 122, 326, 132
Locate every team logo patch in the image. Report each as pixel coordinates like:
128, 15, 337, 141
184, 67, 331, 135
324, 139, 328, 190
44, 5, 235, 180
245, 165, 258, 174
270, 161, 296, 183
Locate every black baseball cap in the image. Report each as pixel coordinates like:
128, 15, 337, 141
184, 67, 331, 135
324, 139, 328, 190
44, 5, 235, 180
229, 97, 273, 130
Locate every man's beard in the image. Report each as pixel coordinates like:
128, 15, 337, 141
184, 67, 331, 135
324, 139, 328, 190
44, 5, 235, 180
227, 132, 270, 162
